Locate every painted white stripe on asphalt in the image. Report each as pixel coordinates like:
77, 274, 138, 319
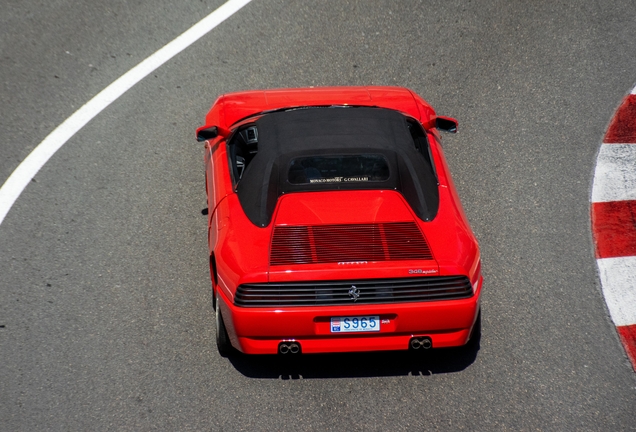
0, 0, 252, 226
591, 143, 636, 203
597, 256, 636, 327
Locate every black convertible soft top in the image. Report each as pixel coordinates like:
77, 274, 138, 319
236, 107, 439, 227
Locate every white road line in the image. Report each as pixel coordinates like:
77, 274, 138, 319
597, 256, 636, 327
591, 143, 636, 203
0, 0, 252, 226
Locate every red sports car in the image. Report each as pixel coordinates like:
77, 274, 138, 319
196, 86, 482, 356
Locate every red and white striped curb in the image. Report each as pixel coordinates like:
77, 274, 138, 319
591, 85, 636, 372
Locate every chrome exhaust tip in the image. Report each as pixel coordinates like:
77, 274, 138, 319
278, 341, 301, 355
410, 337, 432, 350
410, 338, 422, 350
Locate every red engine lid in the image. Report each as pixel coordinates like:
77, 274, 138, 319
273, 190, 415, 226
269, 190, 439, 282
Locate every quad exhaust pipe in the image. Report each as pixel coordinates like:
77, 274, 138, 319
278, 341, 301, 355
410, 337, 432, 350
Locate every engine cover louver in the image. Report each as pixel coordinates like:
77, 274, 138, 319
270, 222, 433, 266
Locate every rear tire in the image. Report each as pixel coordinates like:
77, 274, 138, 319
215, 294, 232, 357
468, 309, 482, 345
209, 254, 217, 311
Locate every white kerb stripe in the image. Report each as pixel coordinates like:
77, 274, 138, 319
597, 256, 636, 327
0, 0, 253, 226
591, 143, 636, 203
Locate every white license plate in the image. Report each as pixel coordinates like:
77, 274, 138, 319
330, 316, 380, 333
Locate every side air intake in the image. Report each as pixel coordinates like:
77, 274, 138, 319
270, 222, 433, 266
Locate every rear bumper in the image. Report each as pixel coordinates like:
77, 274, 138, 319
217, 277, 482, 355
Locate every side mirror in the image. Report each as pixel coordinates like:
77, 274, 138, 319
196, 126, 219, 142
196, 125, 230, 142
436, 116, 458, 133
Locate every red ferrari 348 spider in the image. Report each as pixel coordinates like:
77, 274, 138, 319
196, 86, 482, 356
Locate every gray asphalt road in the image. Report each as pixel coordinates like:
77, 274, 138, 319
2, 0, 636, 430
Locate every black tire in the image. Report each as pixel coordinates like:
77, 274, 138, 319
215, 295, 232, 357
468, 309, 482, 345
209, 254, 217, 311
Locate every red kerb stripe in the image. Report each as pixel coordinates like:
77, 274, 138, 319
617, 325, 636, 371
591, 200, 636, 259
605, 94, 636, 143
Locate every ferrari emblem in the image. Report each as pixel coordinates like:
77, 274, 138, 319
348, 285, 360, 302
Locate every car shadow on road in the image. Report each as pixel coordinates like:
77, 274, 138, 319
227, 330, 481, 379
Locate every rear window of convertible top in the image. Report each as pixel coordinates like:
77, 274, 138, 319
288, 154, 390, 185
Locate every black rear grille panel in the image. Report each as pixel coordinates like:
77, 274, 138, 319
234, 276, 472, 307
